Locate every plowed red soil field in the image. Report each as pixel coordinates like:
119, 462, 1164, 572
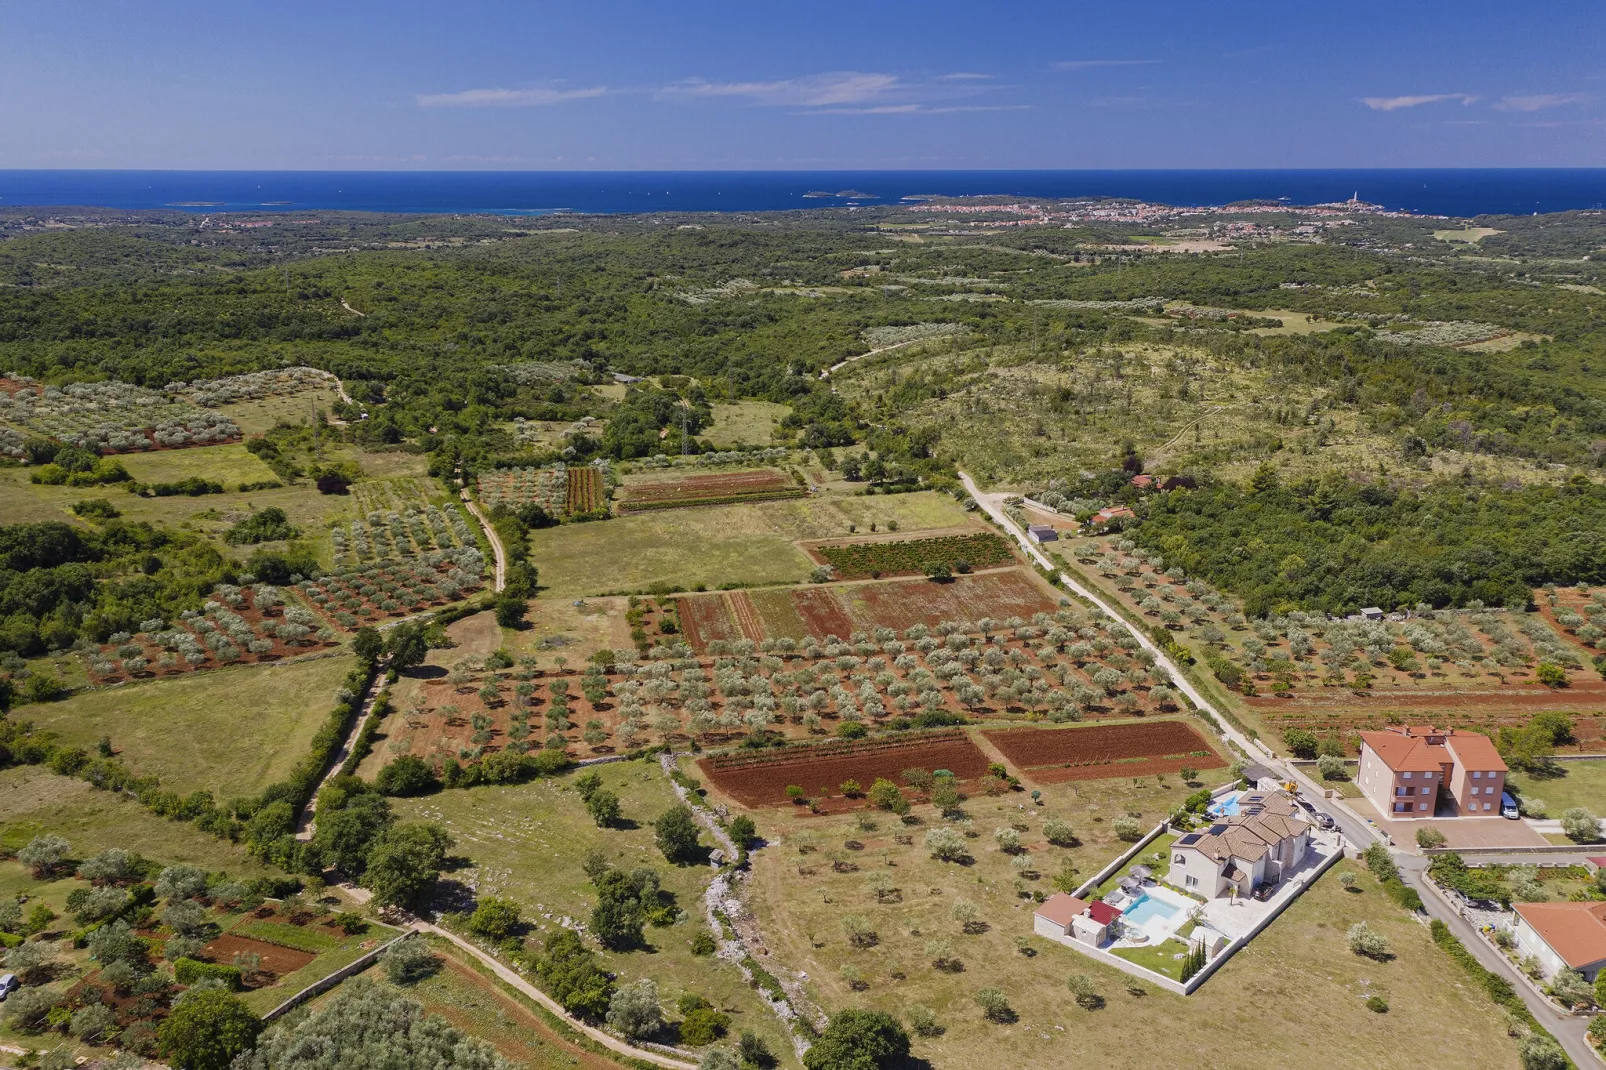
679, 594, 743, 650
617, 469, 804, 512
201, 933, 315, 979
700, 730, 991, 811
984, 720, 1224, 784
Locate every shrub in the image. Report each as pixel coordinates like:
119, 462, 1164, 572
1561, 807, 1602, 843
534, 930, 613, 1020
680, 1006, 731, 1045
606, 978, 664, 1041
17, 834, 71, 877
3, 986, 59, 1032
375, 755, 439, 796
973, 987, 1013, 1022
173, 958, 244, 991
802, 1009, 910, 1070
1041, 818, 1075, 846
655, 805, 702, 864
1111, 816, 1144, 842
867, 778, 906, 813
1415, 827, 1447, 849
691, 930, 716, 956
907, 1005, 941, 1037
468, 897, 522, 942
700, 1048, 740, 1070
1365, 995, 1389, 1014
587, 789, 622, 828
382, 937, 440, 985
158, 987, 261, 1070
1518, 1034, 1569, 1070
1066, 973, 1103, 1009
924, 827, 967, 862
69, 1003, 120, 1043
1348, 922, 1391, 960
1316, 754, 1347, 780
1282, 728, 1318, 759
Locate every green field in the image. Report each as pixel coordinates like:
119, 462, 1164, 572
527, 490, 973, 597
1507, 760, 1606, 816
391, 759, 798, 1066
0, 766, 271, 874
22, 653, 357, 798
217, 386, 344, 434
702, 401, 790, 447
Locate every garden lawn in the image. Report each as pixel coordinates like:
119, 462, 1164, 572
390, 759, 797, 1067
23, 653, 358, 798
1507, 760, 1606, 815
747, 789, 1522, 1070
527, 490, 970, 598
0, 766, 271, 875
1089, 831, 1180, 898
1111, 937, 1193, 979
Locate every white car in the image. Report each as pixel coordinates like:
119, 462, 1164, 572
0, 973, 18, 1001
1501, 792, 1520, 820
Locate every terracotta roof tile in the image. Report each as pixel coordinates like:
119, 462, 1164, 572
1033, 893, 1087, 927
1515, 902, 1606, 969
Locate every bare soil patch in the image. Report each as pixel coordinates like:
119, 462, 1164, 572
984, 720, 1224, 783
700, 730, 991, 811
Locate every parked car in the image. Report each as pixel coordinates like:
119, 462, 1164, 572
0, 973, 18, 1001
1501, 792, 1520, 820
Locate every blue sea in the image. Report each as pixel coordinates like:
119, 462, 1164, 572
1, 169, 1604, 218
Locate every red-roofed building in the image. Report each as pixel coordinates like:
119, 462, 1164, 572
1357, 726, 1506, 818
1130, 474, 1155, 489
1032, 893, 1116, 946
1092, 506, 1135, 526
1512, 901, 1606, 981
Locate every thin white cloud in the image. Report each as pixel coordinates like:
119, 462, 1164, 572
416, 86, 608, 108
938, 72, 993, 81
1053, 59, 1159, 70
660, 72, 900, 107
1361, 93, 1476, 111
809, 103, 1029, 116
1496, 92, 1587, 112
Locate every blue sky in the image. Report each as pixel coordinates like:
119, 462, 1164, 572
3, 0, 1603, 170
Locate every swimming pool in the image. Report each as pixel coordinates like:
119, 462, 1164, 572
1123, 893, 1184, 928
1208, 793, 1242, 818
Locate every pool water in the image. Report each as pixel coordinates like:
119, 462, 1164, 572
1208, 796, 1242, 818
1123, 893, 1184, 928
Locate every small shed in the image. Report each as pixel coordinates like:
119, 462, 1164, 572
1360, 607, 1384, 621
1027, 524, 1058, 544
1032, 893, 1088, 939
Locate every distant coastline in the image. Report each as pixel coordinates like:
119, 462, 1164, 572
2, 168, 1603, 218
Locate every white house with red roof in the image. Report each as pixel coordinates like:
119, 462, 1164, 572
1511, 901, 1606, 981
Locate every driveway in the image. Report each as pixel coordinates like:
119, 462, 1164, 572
1349, 798, 1551, 851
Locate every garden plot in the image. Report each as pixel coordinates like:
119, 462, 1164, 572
83, 583, 336, 683
331, 478, 477, 565
0, 375, 239, 453
983, 720, 1224, 784
1067, 535, 1606, 746
615, 468, 805, 513
476, 463, 604, 515
807, 531, 1016, 580
699, 730, 992, 810
299, 549, 486, 628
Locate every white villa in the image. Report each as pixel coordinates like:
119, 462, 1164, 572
1167, 791, 1314, 899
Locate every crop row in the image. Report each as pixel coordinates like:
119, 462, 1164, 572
703, 728, 969, 771
619, 489, 805, 513
300, 549, 485, 627
815, 533, 1015, 578
0, 376, 239, 453
85, 584, 328, 679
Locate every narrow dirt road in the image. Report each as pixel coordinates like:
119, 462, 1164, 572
295, 667, 387, 840
461, 490, 508, 593
418, 922, 699, 1070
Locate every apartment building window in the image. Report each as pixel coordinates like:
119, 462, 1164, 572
1402, 771, 1413, 779
1472, 771, 1482, 779
1419, 803, 1428, 811
1185, 875, 1198, 888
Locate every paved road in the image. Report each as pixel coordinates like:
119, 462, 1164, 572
461, 490, 508, 593
1398, 856, 1597, 1067
960, 468, 1602, 1066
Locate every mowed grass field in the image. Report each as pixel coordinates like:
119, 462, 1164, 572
702, 401, 790, 447
216, 385, 343, 433
528, 490, 973, 598
0, 766, 272, 875
1507, 760, 1606, 815
740, 767, 1520, 1070
22, 653, 357, 798
392, 759, 799, 1067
